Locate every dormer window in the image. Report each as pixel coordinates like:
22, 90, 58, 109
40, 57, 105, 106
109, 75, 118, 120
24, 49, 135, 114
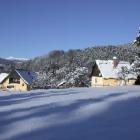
9, 78, 20, 84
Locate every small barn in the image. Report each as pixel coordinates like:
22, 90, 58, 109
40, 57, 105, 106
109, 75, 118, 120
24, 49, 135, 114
1, 69, 35, 91
90, 57, 137, 87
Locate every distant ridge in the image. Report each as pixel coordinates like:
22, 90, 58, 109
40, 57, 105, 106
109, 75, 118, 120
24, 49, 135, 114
6, 56, 29, 61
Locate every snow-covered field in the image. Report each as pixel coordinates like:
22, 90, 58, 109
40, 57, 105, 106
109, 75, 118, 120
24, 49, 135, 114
0, 86, 140, 140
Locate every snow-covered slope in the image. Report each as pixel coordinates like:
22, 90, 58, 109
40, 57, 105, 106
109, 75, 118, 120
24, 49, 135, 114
0, 86, 140, 140
6, 56, 29, 61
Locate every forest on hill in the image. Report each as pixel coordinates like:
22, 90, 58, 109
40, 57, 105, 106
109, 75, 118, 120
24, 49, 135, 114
20, 44, 140, 88
1, 43, 140, 88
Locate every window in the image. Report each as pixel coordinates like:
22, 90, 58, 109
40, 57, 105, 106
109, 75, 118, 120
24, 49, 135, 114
9, 78, 20, 84
7, 85, 14, 89
95, 78, 97, 83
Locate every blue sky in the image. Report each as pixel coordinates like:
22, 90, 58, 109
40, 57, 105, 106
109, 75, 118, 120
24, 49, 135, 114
0, 0, 140, 59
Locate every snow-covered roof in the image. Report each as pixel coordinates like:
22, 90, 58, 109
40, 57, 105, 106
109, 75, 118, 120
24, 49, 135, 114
96, 60, 137, 79
0, 73, 9, 83
15, 70, 35, 85
57, 80, 66, 87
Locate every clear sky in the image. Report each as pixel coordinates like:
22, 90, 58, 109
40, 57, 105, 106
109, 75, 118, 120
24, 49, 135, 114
0, 0, 140, 59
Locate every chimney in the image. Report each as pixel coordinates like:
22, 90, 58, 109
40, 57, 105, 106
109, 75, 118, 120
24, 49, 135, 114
113, 56, 118, 68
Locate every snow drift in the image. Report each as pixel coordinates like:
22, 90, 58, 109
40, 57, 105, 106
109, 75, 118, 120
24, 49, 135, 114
0, 86, 140, 140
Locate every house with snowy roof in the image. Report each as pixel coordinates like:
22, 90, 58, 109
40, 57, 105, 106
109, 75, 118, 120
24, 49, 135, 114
1, 69, 35, 91
90, 57, 137, 87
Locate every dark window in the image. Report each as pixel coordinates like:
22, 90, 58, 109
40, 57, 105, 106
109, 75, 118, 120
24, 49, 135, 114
95, 78, 97, 83
9, 78, 20, 84
7, 85, 14, 88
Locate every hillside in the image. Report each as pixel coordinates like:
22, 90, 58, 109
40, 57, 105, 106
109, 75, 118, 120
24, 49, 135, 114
1, 44, 140, 88
0, 58, 15, 72
0, 86, 140, 140
21, 44, 140, 88
0, 57, 28, 73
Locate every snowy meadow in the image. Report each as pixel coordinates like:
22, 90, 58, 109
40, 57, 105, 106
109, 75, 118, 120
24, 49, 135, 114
0, 86, 140, 140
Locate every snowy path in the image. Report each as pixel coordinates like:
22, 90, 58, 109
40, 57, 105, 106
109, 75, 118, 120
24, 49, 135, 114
0, 86, 140, 140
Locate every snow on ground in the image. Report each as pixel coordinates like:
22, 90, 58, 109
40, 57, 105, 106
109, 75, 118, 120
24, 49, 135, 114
0, 86, 140, 140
